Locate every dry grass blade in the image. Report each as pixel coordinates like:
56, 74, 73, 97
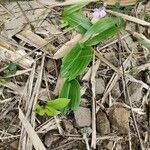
0, 98, 12, 104
95, 50, 121, 74
36, 118, 57, 133
54, 76, 64, 96
106, 9, 150, 27
1, 69, 32, 78
16, 29, 54, 53
1, 82, 24, 95
102, 0, 137, 6
19, 108, 46, 150
53, 34, 82, 59
39, 0, 98, 6
91, 55, 100, 149
0, 39, 34, 68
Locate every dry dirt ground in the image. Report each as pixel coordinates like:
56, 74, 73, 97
0, 0, 150, 150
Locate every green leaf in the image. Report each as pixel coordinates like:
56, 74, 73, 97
35, 104, 45, 116
84, 17, 124, 43
35, 98, 70, 116
63, 2, 89, 16
47, 98, 70, 110
63, 12, 92, 34
59, 80, 71, 98
59, 79, 81, 111
85, 23, 124, 46
68, 79, 80, 110
45, 106, 61, 116
61, 43, 93, 80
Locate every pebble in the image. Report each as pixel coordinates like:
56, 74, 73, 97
95, 78, 105, 95
96, 109, 110, 135
74, 107, 91, 127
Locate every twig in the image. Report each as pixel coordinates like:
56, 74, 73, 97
39, 0, 98, 7
106, 9, 150, 27
0, 2, 13, 16
127, 89, 145, 150
118, 35, 145, 150
83, 133, 90, 150
54, 116, 64, 135
97, 33, 129, 51
91, 54, 100, 149
19, 108, 46, 150
15, 0, 32, 28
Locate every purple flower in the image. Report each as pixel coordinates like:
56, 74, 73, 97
93, 7, 106, 19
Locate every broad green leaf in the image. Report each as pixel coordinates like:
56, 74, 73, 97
59, 80, 71, 98
68, 79, 80, 110
85, 23, 124, 46
45, 106, 61, 116
63, 2, 89, 16
61, 43, 93, 80
63, 12, 92, 34
47, 98, 70, 110
59, 79, 81, 111
84, 17, 124, 40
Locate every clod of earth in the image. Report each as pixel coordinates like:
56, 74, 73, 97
62, 119, 77, 134
44, 130, 60, 148
10, 140, 19, 150
128, 83, 143, 103
107, 103, 130, 134
96, 109, 110, 135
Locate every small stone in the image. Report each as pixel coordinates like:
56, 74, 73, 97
104, 141, 114, 150
80, 98, 89, 107
95, 78, 105, 95
111, 82, 121, 99
8, 125, 18, 134
128, 83, 143, 103
44, 130, 60, 148
74, 107, 91, 127
80, 127, 92, 136
62, 119, 76, 134
96, 109, 110, 135
107, 103, 130, 134
10, 140, 19, 150
46, 59, 55, 73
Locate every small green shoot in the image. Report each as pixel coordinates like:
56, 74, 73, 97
35, 98, 70, 116
62, 3, 92, 34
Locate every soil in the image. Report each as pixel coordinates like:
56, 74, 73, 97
0, 0, 150, 150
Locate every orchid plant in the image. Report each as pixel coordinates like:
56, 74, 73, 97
36, 3, 125, 116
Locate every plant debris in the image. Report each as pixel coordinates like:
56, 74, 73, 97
0, 0, 149, 149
